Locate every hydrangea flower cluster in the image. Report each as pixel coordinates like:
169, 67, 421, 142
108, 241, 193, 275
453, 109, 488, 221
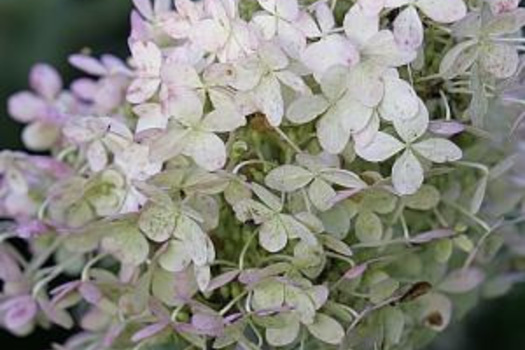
3, 0, 525, 349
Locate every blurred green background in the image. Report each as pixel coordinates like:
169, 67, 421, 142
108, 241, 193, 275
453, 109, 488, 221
0, 0, 524, 349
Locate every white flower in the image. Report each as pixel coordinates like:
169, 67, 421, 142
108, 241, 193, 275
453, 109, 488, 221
355, 101, 462, 195
150, 92, 245, 171
190, 0, 258, 62
127, 41, 163, 104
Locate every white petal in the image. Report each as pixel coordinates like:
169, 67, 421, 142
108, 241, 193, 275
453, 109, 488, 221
287, 95, 329, 124
184, 132, 227, 171
253, 75, 283, 126
190, 19, 228, 52
161, 62, 202, 89
393, 99, 429, 143
278, 21, 307, 59
338, 95, 374, 133
320, 65, 350, 100
314, 1, 335, 33
265, 165, 314, 192
379, 76, 419, 121
355, 131, 405, 162
130, 41, 162, 77
353, 112, 380, 147
259, 219, 288, 253
364, 30, 417, 67
276, 0, 299, 19
159, 240, 192, 272
385, 0, 411, 7
317, 106, 351, 154
415, 0, 467, 23
301, 35, 359, 81
392, 150, 424, 195
164, 89, 203, 126
127, 78, 160, 104
413, 138, 463, 163
308, 178, 337, 211
275, 71, 310, 94
259, 42, 289, 70
200, 107, 246, 133
344, 5, 380, 46
347, 62, 385, 107
134, 103, 168, 137
251, 14, 277, 40
480, 43, 519, 79
393, 6, 424, 51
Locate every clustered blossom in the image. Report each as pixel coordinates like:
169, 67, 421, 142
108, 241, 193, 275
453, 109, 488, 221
2, 0, 525, 349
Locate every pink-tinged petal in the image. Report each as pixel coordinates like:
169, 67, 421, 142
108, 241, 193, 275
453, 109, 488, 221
411, 229, 456, 244
127, 78, 161, 104
302, 35, 360, 80
69, 55, 107, 76
385, 0, 411, 7
16, 220, 48, 239
32, 156, 72, 178
0, 247, 22, 282
489, 0, 519, 14
30, 64, 62, 100
79, 282, 103, 304
428, 120, 465, 136
130, 10, 151, 42
87, 140, 108, 172
205, 270, 240, 292
71, 78, 98, 101
130, 41, 162, 77
133, 0, 154, 20
344, 263, 368, 280
191, 313, 224, 336
7, 92, 47, 123
394, 6, 424, 51
132, 322, 169, 342
2, 296, 38, 332
296, 12, 321, 38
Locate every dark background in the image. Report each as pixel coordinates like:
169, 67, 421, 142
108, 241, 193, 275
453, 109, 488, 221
0, 0, 524, 349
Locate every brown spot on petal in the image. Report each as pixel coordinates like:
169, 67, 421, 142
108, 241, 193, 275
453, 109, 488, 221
425, 312, 444, 328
